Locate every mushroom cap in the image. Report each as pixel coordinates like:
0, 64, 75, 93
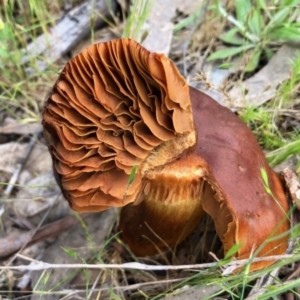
42, 39, 196, 212
189, 87, 289, 271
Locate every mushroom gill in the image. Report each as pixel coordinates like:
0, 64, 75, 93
43, 38, 290, 271
43, 39, 196, 212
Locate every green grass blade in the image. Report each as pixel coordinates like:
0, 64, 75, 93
265, 6, 293, 31
235, 0, 251, 24
247, 9, 263, 36
266, 139, 300, 167
173, 10, 202, 32
224, 243, 242, 259
258, 277, 300, 299
269, 26, 300, 41
244, 48, 262, 72
257, 0, 267, 9
123, 0, 152, 41
207, 44, 254, 60
219, 27, 244, 45
128, 164, 137, 186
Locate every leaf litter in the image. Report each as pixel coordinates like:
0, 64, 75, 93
0, 0, 300, 299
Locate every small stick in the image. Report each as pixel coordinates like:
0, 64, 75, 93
0, 215, 78, 258
17, 251, 45, 290
4, 130, 41, 197
282, 166, 300, 210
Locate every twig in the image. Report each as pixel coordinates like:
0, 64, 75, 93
282, 167, 300, 210
0, 214, 78, 258
0, 254, 297, 272
3, 130, 41, 197
17, 251, 45, 290
0, 192, 58, 275
246, 267, 280, 298
2, 1, 117, 75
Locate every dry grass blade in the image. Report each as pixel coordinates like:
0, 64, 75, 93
16, 251, 44, 290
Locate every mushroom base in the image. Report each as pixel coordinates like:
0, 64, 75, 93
119, 157, 205, 256
119, 192, 204, 256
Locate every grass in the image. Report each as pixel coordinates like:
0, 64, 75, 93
1, 0, 300, 299
0, 0, 63, 122
122, 0, 152, 42
239, 51, 300, 160
207, 0, 300, 72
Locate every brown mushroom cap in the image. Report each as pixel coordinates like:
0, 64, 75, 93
43, 39, 196, 212
189, 87, 289, 270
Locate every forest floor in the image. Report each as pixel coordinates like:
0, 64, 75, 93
1, 0, 300, 299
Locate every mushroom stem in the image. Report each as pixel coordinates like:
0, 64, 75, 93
120, 154, 206, 256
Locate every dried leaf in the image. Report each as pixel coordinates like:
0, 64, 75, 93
0, 142, 52, 178
14, 172, 69, 221
0, 215, 77, 258
282, 167, 300, 210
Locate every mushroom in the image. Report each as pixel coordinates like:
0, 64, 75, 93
43, 38, 289, 271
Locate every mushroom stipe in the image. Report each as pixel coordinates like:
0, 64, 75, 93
43, 38, 289, 272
